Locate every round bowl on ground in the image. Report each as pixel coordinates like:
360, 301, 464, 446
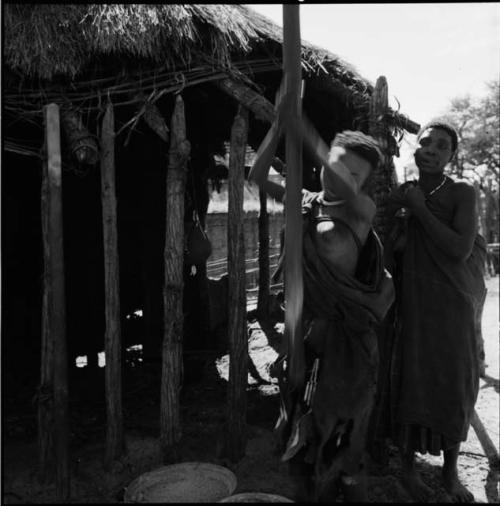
124, 462, 237, 503
219, 492, 294, 502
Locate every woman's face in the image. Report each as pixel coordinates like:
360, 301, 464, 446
414, 127, 454, 175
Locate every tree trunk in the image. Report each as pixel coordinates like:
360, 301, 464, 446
226, 106, 249, 462
161, 95, 190, 462
368, 76, 397, 243
38, 103, 70, 501
257, 188, 270, 321
100, 101, 125, 466
485, 179, 499, 243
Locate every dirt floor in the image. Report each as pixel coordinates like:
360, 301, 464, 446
3, 276, 499, 503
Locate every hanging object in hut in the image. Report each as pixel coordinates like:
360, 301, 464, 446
184, 210, 212, 270
143, 101, 169, 143
60, 108, 99, 165
134, 92, 169, 143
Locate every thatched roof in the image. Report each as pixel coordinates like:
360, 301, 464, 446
4, 4, 418, 164
4, 4, 365, 81
4, 4, 373, 108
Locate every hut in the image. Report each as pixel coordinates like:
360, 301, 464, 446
2, 3, 419, 499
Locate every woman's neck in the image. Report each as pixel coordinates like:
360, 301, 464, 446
418, 171, 446, 193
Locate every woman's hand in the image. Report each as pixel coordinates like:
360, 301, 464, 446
387, 183, 414, 216
404, 185, 427, 212
388, 181, 425, 208
388, 185, 409, 207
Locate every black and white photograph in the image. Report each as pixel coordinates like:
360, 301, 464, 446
2, 3, 499, 503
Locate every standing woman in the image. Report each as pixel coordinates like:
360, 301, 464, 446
384, 120, 487, 502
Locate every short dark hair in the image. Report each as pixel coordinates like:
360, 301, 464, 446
417, 119, 458, 156
331, 130, 383, 170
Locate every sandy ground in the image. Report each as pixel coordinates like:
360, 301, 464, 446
220, 276, 500, 503
3, 276, 499, 503
440, 274, 499, 503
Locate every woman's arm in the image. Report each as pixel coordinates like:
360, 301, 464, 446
248, 119, 286, 202
294, 115, 358, 200
248, 81, 291, 202
250, 84, 360, 202
405, 182, 477, 261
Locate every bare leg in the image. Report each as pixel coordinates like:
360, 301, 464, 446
399, 446, 433, 501
442, 444, 474, 502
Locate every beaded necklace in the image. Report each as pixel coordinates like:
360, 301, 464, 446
423, 176, 447, 199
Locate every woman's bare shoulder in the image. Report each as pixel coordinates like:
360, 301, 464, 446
448, 178, 476, 199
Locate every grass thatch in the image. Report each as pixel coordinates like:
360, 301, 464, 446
3, 3, 370, 90
4, 4, 410, 164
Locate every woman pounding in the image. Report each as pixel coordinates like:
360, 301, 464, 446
249, 88, 394, 502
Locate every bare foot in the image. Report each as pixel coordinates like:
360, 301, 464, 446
401, 469, 433, 502
443, 469, 474, 502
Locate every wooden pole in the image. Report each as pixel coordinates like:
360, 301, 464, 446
367, 76, 401, 465
227, 106, 249, 462
216, 77, 419, 135
283, 5, 305, 392
257, 188, 270, 321
39, 159, 54, 485
215, 79, 275, 123
471, 409, 500, 466
39, 103, 70, 501
161, 95, 190, 462
368, 76, 396, 242
100, 101, 125, 466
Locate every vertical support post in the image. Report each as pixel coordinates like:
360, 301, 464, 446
367, 76, 395, 465
283, 5, 305, 391
39, 160, 54, 485
100, 101, 125, 466
257, 187, 270, 321
368, 76, 395, 242
161, 95, 190, 462
227, 106, 249, 462
39, 103, 70, 501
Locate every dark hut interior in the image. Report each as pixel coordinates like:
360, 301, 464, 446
2, 4, 420, 500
